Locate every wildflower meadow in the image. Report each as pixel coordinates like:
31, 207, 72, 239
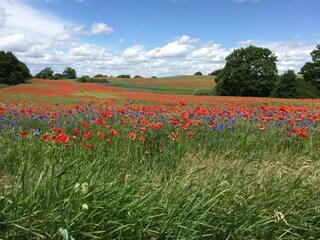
0, 79, 320, 239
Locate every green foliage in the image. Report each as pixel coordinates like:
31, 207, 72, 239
0, 51, 31, 85
272, 70, 320, 99
194, 71, 203, 76
272, 70, 298, 98
77, 75, 93, 82
209, 69, 223, 76
52, 73, 64, 80
193, 87, 216, 96
35, 67, 54, 79
295, 78, 320, 98
215, 45, 278, 97
63, 67, 77, 79
133, 75, 143, 78
93, 74, 106, 78
117, 74, 131, 78
300, 44, 320, 90
151, 76, 157, 78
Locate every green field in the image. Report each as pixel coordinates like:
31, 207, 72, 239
94, 75, 216, 94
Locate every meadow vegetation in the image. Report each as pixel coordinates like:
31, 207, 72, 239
0, 79, 320, 239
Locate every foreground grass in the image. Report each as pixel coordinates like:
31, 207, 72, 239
1, 101, 320, 239
1, 146, 319, 239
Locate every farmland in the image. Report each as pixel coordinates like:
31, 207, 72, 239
95, 75, 216, 95
1, 78, 320, 239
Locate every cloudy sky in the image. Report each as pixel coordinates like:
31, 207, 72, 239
0, 0, 319, 77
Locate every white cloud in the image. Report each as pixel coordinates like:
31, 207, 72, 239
0, 34, 35, 52
0, 0, 68, 42
146, 35, 197, 58
122, 45, 145, 57
189, 43, 229, 62
90, 22, 113, 35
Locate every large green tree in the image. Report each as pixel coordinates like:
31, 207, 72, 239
35, 67, 54, 79
300, 44, 320, 90
63, 67, 77, 79
215, 45, 278, 97
0, 51, 31, 85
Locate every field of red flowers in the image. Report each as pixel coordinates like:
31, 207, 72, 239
1, 78, 320, 239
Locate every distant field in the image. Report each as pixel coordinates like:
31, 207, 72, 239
0, 84, 9, 89
95, 75, 216, 94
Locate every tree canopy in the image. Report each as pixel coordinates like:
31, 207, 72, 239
63, 67, 77, 79
215, 45, 278, 97
300, 44, 320, 90
35, 67, 54, 79
0, 51, 31, 85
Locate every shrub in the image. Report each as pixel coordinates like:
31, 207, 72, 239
117, 74, 131, 78
271, 70, 320, 99
94, 74, 105, 78
272, 70, 297, 98
194, 71, 203, 76
77, 75, 93, 82
133, 75, 143, 78
52, 73, 64, 80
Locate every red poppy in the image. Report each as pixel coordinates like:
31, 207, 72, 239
52, 132, 69, 143
97, 131, 103, 137
42, 133, 49, 142
83, 130, 91, 140
110, 129, 118, 135
97, 118, 104, 126
139, 136, 145, 142
20, 131, 28, 137
259, 124, 266, 131
73, 128, 80, 135
209, 121, 215, 127
187, 131, 193, 137
105, 138, 111, 143
128, 132, 136, 139
81, 122, 88, 128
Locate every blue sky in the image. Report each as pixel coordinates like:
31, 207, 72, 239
0, 0, 319, 77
